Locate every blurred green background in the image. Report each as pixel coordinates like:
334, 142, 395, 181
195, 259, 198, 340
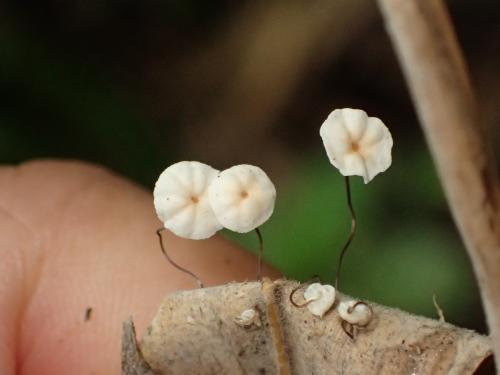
1, 0, 499, 333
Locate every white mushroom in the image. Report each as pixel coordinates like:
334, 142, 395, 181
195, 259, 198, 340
153, 161, 223, 240
319, 108, 393, 183
303, 283, 336, 318
234, 308, 261, 328
337, 300, 372, 326
208, 164, 276, 233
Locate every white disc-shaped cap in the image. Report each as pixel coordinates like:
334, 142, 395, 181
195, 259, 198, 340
320, 108, 393, 183
337, 300, 372, 326
303, 283, 336, 318
208, 164, 276, 233
153, 161, 223, 240
234, 308, 261, 327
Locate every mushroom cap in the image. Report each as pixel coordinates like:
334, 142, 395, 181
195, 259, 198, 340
208, 164, 276, 233
234, 308, 261, 327
337, 300, 372, 326
303, 283, 336, 318
320, 108, 393, 183
153, 161, 223, 240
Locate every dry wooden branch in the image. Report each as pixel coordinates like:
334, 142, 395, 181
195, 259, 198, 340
377, 0, 500, 368
123, 279, 492, 374
122, 319, 155, 375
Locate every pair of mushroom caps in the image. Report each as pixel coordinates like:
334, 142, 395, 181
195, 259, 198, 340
304, 283, 372, 326
153, 162, 276, 240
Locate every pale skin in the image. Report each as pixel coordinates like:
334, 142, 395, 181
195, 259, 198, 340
0, 160, 280, 374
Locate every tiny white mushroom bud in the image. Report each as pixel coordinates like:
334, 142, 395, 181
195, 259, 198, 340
337, 300, 372, 326
303, 283, 336, 318
154, 161, 223, 240
320, 108, 393, 183
234, 308, 261, 328
208, 164, 276, 233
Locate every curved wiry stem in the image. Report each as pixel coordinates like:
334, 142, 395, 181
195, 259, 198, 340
156, 228, 204, 288
335, 176, 357, 290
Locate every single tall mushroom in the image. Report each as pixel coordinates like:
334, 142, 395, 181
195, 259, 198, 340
319, 108, 393, 288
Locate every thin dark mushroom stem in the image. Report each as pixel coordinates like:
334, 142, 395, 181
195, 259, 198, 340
335, 176, 357, 290
289, 275, 321, 308
255, 227, 264, 281
156, 227, 204, 288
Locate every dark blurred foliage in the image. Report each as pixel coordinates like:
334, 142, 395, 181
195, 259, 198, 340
1, 0, 499, 333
